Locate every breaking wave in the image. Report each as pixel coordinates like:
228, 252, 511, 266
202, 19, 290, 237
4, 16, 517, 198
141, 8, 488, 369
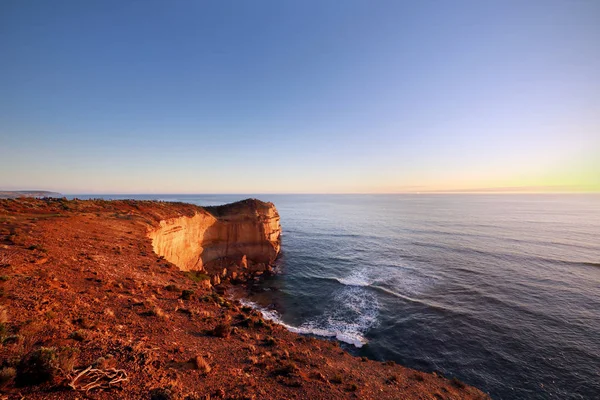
335, 268, 372, 287
239, 284, 379, 348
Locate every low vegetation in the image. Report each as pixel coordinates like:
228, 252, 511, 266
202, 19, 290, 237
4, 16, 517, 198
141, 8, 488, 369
185, 271, 210, 282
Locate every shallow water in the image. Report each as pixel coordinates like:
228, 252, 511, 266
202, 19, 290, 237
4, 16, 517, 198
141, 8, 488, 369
72, 193, 600, 399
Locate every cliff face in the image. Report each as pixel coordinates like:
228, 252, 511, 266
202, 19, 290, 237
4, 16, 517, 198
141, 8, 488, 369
148, 199, 281, 283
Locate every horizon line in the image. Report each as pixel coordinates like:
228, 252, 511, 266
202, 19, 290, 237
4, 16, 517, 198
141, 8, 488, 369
3, 187, 600, 196
60, 191, 600, 196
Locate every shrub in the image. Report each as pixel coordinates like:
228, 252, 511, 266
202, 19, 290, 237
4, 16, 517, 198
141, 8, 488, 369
69, 329, 88, 342
180, 290, 195, 300
142, 307, 166, 318
329, 374, 343, 384
210, 293, 226, 305
263, 336, 277, 346
451, 377, 466, 389
16, 347, 58, 386
2, 334, 23, 345
236, 316, 253, 328
164, 284, 180, 292
74, 316, 95, 329
410, 372, 425, 382
149, 388, 173, 400
27, 245, 47, 253
210, 322, 231, 338
185, 271, 210, 282
272, 362, 299, 377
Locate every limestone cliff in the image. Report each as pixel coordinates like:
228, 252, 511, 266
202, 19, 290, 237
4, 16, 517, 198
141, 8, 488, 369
148, 199, 281, 284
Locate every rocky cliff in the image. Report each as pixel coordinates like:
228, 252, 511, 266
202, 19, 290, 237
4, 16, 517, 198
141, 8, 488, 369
148, 199, 281, 285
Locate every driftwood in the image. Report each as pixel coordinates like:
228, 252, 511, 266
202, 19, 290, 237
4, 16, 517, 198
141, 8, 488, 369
68, 366, 128, 393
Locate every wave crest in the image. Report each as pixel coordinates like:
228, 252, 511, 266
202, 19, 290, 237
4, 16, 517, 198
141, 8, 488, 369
336, 269, 372, 287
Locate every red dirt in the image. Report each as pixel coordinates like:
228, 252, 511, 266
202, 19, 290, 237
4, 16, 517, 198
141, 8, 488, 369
0, 198, 490, 399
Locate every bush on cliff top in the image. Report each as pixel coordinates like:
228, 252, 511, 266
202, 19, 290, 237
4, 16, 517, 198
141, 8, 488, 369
15, 346, 80, 386
185, 271, 210, 282
16, 347, 58, 386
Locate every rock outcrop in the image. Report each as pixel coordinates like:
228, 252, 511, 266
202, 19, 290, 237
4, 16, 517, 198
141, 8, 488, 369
148, 199, 281, 283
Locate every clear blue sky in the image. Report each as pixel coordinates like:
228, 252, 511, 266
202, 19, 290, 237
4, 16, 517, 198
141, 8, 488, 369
1, 0, 598, 193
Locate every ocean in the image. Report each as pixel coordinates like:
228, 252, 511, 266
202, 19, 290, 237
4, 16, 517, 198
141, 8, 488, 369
71, 194, 600, 399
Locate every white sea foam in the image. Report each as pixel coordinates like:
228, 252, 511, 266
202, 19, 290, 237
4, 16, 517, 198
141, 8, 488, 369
238, 298, 373, 348
335, 268, 372, 287
238, 279, 380, 349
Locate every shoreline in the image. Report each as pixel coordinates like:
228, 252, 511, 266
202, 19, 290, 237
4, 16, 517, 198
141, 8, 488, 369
227, 282, 371, 349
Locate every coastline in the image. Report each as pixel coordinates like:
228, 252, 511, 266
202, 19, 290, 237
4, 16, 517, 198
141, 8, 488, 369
0, 197, 490, 399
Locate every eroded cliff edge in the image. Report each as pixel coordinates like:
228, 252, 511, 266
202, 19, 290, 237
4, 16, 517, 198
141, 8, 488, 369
148, 199, 281, 285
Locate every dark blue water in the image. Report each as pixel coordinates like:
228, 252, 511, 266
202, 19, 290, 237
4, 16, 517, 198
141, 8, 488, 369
71, 194, 600, 399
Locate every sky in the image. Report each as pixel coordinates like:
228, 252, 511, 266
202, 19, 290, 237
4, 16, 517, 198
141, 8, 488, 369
1, 0, 599, 194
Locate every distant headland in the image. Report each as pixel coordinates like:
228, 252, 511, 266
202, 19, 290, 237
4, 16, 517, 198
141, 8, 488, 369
0, 190, 63, 199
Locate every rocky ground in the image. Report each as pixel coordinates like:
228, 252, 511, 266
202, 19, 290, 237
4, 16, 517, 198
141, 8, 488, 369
0, 198, 490, 399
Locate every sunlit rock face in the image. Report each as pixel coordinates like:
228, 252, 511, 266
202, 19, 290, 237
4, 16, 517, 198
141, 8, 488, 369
148, 199, 281, 282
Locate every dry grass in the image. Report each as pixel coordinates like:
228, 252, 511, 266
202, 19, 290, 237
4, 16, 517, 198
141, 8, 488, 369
142, 306, 166, 319
0, 251, 16, 266
0, 305, 8, 323
57, 346, 80, 372
192, 355, 211, 374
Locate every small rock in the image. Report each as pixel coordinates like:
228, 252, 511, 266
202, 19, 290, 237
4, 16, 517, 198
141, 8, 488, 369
198, 279, 212, 289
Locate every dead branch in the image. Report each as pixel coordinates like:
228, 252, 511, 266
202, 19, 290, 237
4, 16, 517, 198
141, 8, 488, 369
68, 366, 128, 393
